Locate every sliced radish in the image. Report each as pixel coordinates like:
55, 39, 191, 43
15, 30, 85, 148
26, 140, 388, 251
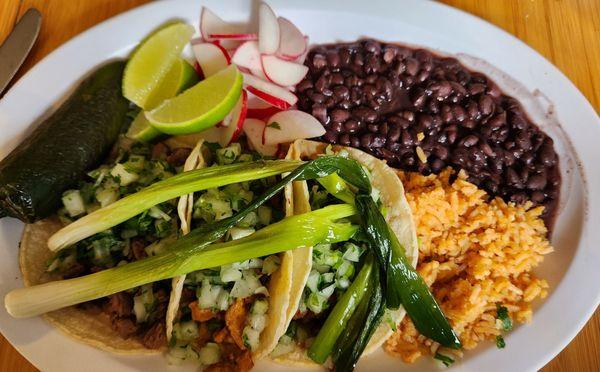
209, 33, 258, 41
231, 41, 262, 70
263, 110, 326, 145
247, 92, 281, 120
220, 90, 248, 146
277, 17, 306, 60
250, 66, 269, 81
243, 118, 278, 156
200, 7, 246, 49
193, 42, 230, 78
295, 37, 310, 65
258, 3, 280, 54
261, 55, 309, 86
243, 73, 297, 110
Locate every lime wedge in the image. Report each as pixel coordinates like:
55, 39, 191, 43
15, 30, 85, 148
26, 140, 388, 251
146, 64, 243, 135
123, 22, 194, 109
126, 59, 198, 141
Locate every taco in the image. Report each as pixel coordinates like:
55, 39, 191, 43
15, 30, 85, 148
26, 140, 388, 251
164, 140, 296, 370
18, 139, 196, 353
270, 139, 419, 366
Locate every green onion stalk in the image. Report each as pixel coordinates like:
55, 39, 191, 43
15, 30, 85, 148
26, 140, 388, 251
48, 160, 303, 251
5, 204, 357, 318
308, 255, 375, 364
314, 173, 461, 361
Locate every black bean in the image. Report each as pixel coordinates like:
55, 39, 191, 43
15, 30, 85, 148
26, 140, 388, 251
312, 105, 328, 124
364, 40, 381, 54
479, 95, 495, 116
383, 47, 397, 63
367, 124, 379, 133
372, 135, 386, 148
338, 100, 352, 109
433, 145, 449, 160
339, 48, 352, 66
360, 133, 373, 147
401, 130, 414, 146
380, 122, 390, 136
365, 55, 381, 74
344, 119, 359, 133
527, 173, 547, 190
322, 88, 333, 97
386, 141, 401, 152
509, 192, 527, 204
330, 109, 350, 123
323, 130, 338, 143
539, 142, 557, 166
468, 83, 486, 96
312, 54, 327, 70
354, 52, 364, 66
352, 106, 377, 123
417, 70, 430, 83
412, 89, 427, 108
350, 135, 360, 148
453, 105, 467, 122
488, 112, 506, 128
431, 158, 445, 172
516, 131, 532, 151
445, 125, 458, 144
405, 58, 420, 76
387, 125, 401, 142
461, 135, 479, 147
297, 79, 313, 92
531, 191, 545, 203
331, 73, 345, 85
345, 75, 361, 87
330, 121, 344, 133
339, 133, 351, 146
462, 119, 477, 129
309, 91, 326, 103
480, 142, 495, 157
326, 51, 340, 68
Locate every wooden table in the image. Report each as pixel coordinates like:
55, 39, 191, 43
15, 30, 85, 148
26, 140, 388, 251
0, 0, 598, 371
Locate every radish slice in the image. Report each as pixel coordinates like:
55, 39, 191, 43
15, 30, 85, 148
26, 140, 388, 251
209, 33, 258, 41
258, 3, 280, 54
277, 17, 306, 59
263, 110, 326, 145
261, 55, 309, 86
242, 73, 297, 110
243, 118, 278, 156
200, 7, 247, 49
295, 36, 310, 65
220, 90, 248, 146
193, 42, 230, 78
247, 92, 281, 120
250, 66, 269, 81
231, 41, 262, 70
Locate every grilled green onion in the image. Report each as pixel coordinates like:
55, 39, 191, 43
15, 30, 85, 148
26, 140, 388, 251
48, 160, 303, 251
332, 259, 385, 371
355, 194, 461, 349
5, 204, 357, 318
308, 255, 375, 364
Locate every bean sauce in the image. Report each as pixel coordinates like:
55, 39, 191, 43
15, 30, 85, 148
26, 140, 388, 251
296, 39, 561, 228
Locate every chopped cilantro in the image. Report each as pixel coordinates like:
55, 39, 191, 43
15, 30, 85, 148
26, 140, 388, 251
434, 352, 455, 367
267, 122, 281, 130
496, 335, 506, 349
496, 304, 513, 331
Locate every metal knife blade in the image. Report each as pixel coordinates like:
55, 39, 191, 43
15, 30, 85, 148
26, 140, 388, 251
0, 8, 42, 95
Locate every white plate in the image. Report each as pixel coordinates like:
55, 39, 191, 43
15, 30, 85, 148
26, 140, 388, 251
0, 0, 598, 371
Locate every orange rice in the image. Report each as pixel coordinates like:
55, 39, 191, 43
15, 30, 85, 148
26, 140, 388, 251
385, 169, 553, 363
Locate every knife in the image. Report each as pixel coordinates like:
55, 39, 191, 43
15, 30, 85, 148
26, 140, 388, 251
0, 8, 42, 96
